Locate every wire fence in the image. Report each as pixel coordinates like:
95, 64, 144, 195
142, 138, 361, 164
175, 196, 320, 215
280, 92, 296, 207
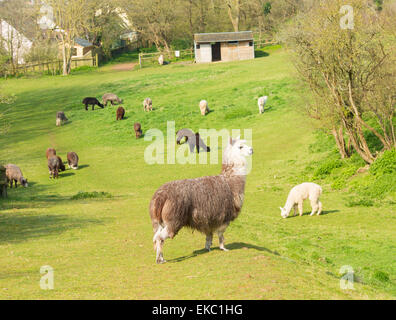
4, 54, 98, 77
254, 40, 278, 49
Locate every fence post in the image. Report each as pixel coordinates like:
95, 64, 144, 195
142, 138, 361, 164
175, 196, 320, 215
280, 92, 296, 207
95, 53, 98, 67
139, 53, 142, 69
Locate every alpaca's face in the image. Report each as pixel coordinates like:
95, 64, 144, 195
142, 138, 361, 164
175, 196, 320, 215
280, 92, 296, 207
21, 178, 28, 187
280, 207, 288, 218
233, 139, 253, 157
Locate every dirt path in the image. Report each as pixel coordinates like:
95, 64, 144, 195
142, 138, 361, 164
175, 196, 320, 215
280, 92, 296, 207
111, 62, 137, 71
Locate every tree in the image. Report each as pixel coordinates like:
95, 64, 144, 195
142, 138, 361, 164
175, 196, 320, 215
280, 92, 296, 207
122, 0, 179, 54
0, 0, 38, 73
42, 0, 94, 75
284, 0, 396, 163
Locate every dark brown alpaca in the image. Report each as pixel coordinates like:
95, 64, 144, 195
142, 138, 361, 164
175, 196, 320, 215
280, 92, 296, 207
46, 148, 56, 159
116, 106, 125, 120
134, 122, 142, 139
67, 152, 79, 169
176, 128, 210, 153
48, 156, 60, 179
150, 137, 253, 264
56, 156, 66, 172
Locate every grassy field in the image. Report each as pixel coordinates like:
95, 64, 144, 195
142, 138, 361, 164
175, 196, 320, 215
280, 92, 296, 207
0, 47, 395, 299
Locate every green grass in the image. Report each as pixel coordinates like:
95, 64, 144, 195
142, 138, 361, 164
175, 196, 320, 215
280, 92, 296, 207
0, 48, 395, 299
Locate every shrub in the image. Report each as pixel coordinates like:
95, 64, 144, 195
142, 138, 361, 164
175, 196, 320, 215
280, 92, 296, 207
71, 191, 112, 200
345, 198, 374, 207
370, 150, 396, 176
371, 270, 390, 283
313, 159, 343, 179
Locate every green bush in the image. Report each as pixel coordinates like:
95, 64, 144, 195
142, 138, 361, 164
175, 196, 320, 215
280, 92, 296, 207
370, 150, 396, 176
371, 270, 390, 283
345, 198, 374, 207
313, 159, 343, 179
71, 191, 112, 200
358, 174, 396, 199
331, 166, 357, 190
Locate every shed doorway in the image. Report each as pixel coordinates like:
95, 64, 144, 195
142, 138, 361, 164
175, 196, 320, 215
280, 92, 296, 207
211, 42, 221, 61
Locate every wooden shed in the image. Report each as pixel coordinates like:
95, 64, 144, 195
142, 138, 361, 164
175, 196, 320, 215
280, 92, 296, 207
72, 38, 94, 58
194, 31, 254, 63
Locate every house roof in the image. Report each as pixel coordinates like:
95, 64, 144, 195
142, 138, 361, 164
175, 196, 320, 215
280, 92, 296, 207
194, 31, 253, 43
75, 38, 93, 47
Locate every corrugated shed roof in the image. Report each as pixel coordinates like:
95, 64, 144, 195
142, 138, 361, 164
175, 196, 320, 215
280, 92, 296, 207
75, 38, 93, 47
194, 31, 253, 43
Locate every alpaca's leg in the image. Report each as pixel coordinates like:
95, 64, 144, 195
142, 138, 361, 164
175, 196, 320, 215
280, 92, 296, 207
317, 201, 322, 215
154, 225, 170, 264
217, 225, 229, 251
9, 179, 12, 188
293, 204, 298, 216
205, 233, 213, 251
310, 200, 318, 216
14, 180, 17, 188
298, 201, 303, 216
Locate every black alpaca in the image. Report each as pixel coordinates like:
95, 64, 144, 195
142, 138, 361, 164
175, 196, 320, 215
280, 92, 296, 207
82, 97, 104, 111
176, 128, 210, 153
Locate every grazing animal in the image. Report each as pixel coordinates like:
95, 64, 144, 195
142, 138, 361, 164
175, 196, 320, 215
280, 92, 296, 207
56, 155, 66, 172
82, 97, 104, 111
258, 96, 268, 114
199, 100, 210, 115
176, 128, 210, 153
67, 152, 79, 170
102, 93, 123, 106
143, 98, 153, 112
158, 54, 164, 65
116, 106, 125, 120
56, 111, 68, 126
5, 164, 28, 188
150, 137, 253, 264
48, 156, 60, 179
134, 122, 142, 139
280, 182, 323, 218
46, 148, 56, 159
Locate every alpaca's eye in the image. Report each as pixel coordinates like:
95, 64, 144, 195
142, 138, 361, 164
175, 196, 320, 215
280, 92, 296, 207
239, 146, 243, 149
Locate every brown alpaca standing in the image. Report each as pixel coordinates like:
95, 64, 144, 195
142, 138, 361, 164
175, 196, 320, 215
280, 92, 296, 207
48, 156, 60, 179
116, 106, 125, 120
134, 122, 142, 138
149, 137, 253, 264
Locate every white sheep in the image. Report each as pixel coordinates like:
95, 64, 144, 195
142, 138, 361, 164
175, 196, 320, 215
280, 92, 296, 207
199, 100, 210, 115
280, 182, 322, 218
258, 96, 268, 114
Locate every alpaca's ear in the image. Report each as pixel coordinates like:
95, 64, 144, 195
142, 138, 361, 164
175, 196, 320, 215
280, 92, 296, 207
229, 137, 234, 145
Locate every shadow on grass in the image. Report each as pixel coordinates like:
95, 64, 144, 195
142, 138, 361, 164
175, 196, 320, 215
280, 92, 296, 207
0, 212, 103, 244
168, 241, 274, 263
77, 164, 89, 170
286, 209, 340, 218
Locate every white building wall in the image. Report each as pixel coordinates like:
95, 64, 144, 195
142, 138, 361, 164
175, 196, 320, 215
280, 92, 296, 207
0, 20, 33, 64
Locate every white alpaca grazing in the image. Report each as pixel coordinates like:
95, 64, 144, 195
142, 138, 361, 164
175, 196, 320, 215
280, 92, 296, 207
280, 182, 322, 218
199, 100, 210, 115
258, 96, 268, 114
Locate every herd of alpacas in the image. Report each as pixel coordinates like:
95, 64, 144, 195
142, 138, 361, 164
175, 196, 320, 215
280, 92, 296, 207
4, 92, 324, 264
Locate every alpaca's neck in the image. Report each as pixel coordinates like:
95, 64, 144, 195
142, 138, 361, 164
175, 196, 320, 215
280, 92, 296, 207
283, 200, 294, 215
221, 154, 248, 177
